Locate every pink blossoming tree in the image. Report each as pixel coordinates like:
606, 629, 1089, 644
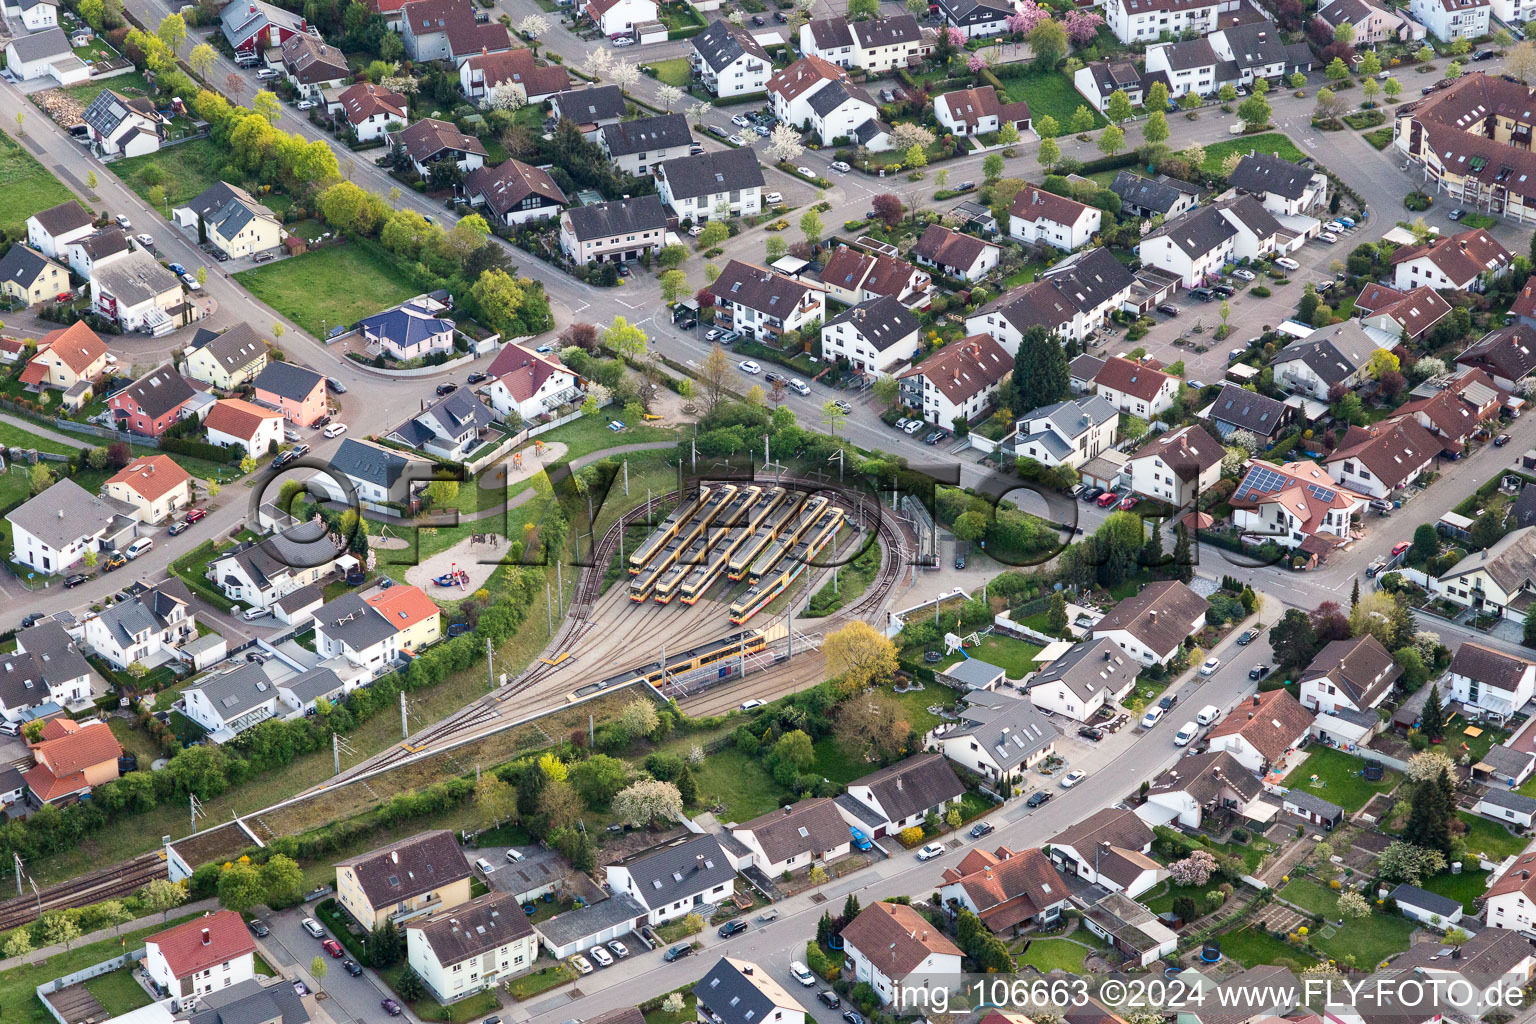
1063, 9, 1104, 44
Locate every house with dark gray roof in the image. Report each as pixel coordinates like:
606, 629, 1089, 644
836, 751, 964, 838
277, 667, 352, 713
931, 690, 1060, 785
728, 797, 853, 876
1109, 172, 1201, 219
461, 158, 567, 227
172, 181, 283, 259
187, 979, 308, 1024
1479, 743, 1536, 787
1045, 806, 1161, 897
81, 89, 164, 158
185, 322, 270, 389
1139, 750, 1261, 828
335, 829, 474, 929
1001, 395, 1119, 472
820, 295, 920, 373
690, 20, 770, 97
550, 85, 626, 130
4, 28, 84, 85
1389, 883, 1465, 925
935, 0, 1012, 38
1139, 196, 1282, 288
1092, 580, 1209, 668
534, 893, 647, 959
26, 201, 92, 261
82, 579, 196, 671
323, 437, 434, 513
711, 260, 825, 343
655, 149, 765, 222
559, 195, 669, 267
0, 621, 93, 720
1205, 383, 1294, 442
181, 662, 282, 741
605, 834, 736, 924
207, 519, 353, 611
1272, 320, 1381, 399
0, 244, 67, 306
1022, 638, 1138, 722
386, 388, 496, 460
357, 299, 456, 363
696, 958, 808, 1024
597, 113, 693, 177
1226, 150, 1328, 218
7, 477, 138, 575
1280, 788, 1344, 828
315, 591, 415, 675
405, 891, 538, 1001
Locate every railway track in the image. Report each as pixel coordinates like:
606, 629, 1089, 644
0, 851, 165, 932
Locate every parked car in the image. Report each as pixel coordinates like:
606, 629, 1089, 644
124, 538, 153, 560
1140, 707, 1165, 728
718, 920, 748, 938
1275, 257, 1300, 271
1232, 269, 1256, 281
326, 377, 347, 394
819, 992, 841, 1008
323, 422, 348, 438
608, 940, 629, 958
1157, 303, 1179, 316
1077, 726, 1103, 741
1196, 704, 1221, 726
343, 959, 363, 976
1236, 628, 1259, 645
664, 945, 693, 962
1060, 770, 1087, 788
301, 918, 325, 938
1497, 433, 1513, 446
1391, 540, 1412, 557
63, 574, 88, 588
830, 160, 850, 173
789, 961, 814, 984
467, 371, 487, 385
969, 821, 994, 838
571, 955, 594, 975
1159, 694, 1178, 710
1025, 791, 1052, 807
115, 214, 131, 229
1081, 486, 1104, 503
1249, 664, 1271, 681
589, 946, 614, 966
321, 939, 343, 957
1118, 495, 1139, 511
1095, 490, 1118, 507
382, 999, 403, 1016
843, 1013, 866, 1024
738, 359, 761, 374
435, 382, 459, 396
916, 842, 945, 861
731, 114, 751, 127
248, 918, 269, 938
1369, 498, 1395, 514
1318, 231, 1339, 244
796, 166, 815, 177
169, 520, 190, 536
1475, 47, 1496, 59
1173, 722, 1199, 747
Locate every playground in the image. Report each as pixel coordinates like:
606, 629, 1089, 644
936, 629, 1043, 678
403, 534, 506, 596
477, 440, 568, 492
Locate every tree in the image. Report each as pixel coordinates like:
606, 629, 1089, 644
2, 930, 31, 958
904, 143, 927, 169
765, 235, 788, 263
217, 862, 267, 914
1367, 348, 1401, 380
311, 955, 328, 993
1444, 927, 1470, 947
1219, 83, 1238, 103
1446, 60, 1463, 79
1349, 591, 1411, 650
28, 462, 52, 495
1037, 137, 1061, 170
1143, 109, 1169, 147
1047, 592, 1068, 635
872, 193, 904, 228
537, 779, 582, 832
618, 697, 659, 739
998, 121, 1020, 146
1012, 325, 1070, 411
657, 244, 688, 271
41, 914, 80, 950
1363, 77, 1381, 106
1170, 849, 1218, 885
699, 345, 734, 413
142, 878, 187, 922
261, 854, 303, 907
800, 209, 824, 246
767, 124, 805, 164
253, 90, 282, 124
1097, 124, 1125, 156
1337, 892, 1371, 919
847, 0, 877, 16
982, 152, 1004, 184
158, 12, 186, 50
1384, 76, 1402, 99
1029, 19, 1068, 71
539, 752, 568, 783
1419, 683, 1445, 742
825, 620, 898, 693
1238, 92, 1270, 129
604, 316, 648, 360
821, 399, 848, 437
1507, 41, 1536, 83
1070, 105, 1095, 134
189, 41, 216, 77
474, 774, 518, 828
697, 221, 729, 249
659, 269, 688, 305
1403, 770, 1455, 857
1035, 113, 1059, 140
1409, 522, 1440, 563
1405, 749, 1457, 783
1270, 607, 1318, 669
1106, 89, 1134, 124
1523, 602, 1536, 646
833, 688, 911, 763
570, 754, 628, 807
1378, 841, 1446, 885
612, 778, 684, 826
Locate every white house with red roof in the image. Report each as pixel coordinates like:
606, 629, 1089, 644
1485, 850, 1536, 935
936, 845, 1071, 934
24, 717, 121, 805
145, 910, 257, 1006
1007, 185, 1101, 252
1085, 355, 1180, 417
1325, 416, 1441, 498
204, 398, 285, 458
19, 321, 109, 397
481, 344, 582, 423
933, 85, 1031, 137
1230, 459, 1368, 553
104, 455, 191, 525
1207, 689, 1315, 774
1391, 228, 1513, 292
1395, 368, 1508, 447
329, 82, 409, 142
1354, 282, 1452, 343
585, 0, 656, 36
896, 333, 1011, 426
840, 902, 963, 1004
1125, 423, 1223, 508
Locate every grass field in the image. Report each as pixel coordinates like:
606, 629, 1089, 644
0, 133, 77, 238
48, 70, 152, 109
83, 968, 152, 1017
1202, 133, 1306, 176
235, 243, 421, 339
1278, 878, 1344, 917
689, 746, 781, 821
1216, 928, 1319, 970
812, 735, 871, 785
996, 70, 1106, 129
115, 137, 229, 210
1282, 746, 1400, 812
1017, 937, 1091, 972
651, 58, 691, 88
2, 914, 197, 1024
1418, 867, 1490, 914
937, 634, 1042, 678
1280, 878, 1416, 965
643, 989, 696, 1024
1141, 877, 1229, 915
1458, 811, 1528, 860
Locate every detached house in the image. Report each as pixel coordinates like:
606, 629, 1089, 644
1045, 807, 1161, 897
219, 0, 313, 56
4, 0, 56, 33
559, 195, 668, 267
1074, 59, 1148, 112
1392, 228, 1513, 291
1110, 172, 1201, 219
181, 662, 285, 741
817, 244, 930, 309
1092, 580, 1209, 667
1140, 196, 1284, 288
1436, 526, 1536, 621
727, 798, 852, 876
929, 690, 1060, 785
23, 718, 120, 805
1353, 283, 1452, 343
208, 519, 354, 611
1085, 355, 1180, 417
1022, 638, 1138, 722
1227, 150, 1329, 219
1126, 423, 1224, 509
400, 0, 510, 62
1272, 320, 1382, 399
1445, 642, 1536, 723
1482, 849, 1536, 935
386, 389, 496, 460
145, 910, 256, 1006
767, 57, 885, 148
333, 82, 409, 142
104, 455, 192, 524
605, 834, 735, 924
840, 904, 963, 1005
323, 438, 433, 514
1316, 0, 1426, 45
406, 892, 537, 1002
820, 295, 921, 374
1231, 459, 1368, 553
316, 585, 441, 675
834, 751, 964, 838
335, 829, 473, 930
1207, 689, 1315, 774
896, 333, 1010, 426
550, 86, 626, 133
26, 201, 93, 261
1139, 749, 1261, 828
4, 29, 85, 86
1106, 0, 1223, 44
1395, 369, 1507, 447
598, 113, 692, 178
696, 959, 808, 1024
91, 251, 193, 334
1002, 396, 1118, 471
1298, 634, 1401, 713
394, 118, 487, 178
584, 0, 657, 36
482, 343, 582, 422
358, 299, 455, 363
938, 846, 1071, 934
910, 224, 1000, 282
710, 260, 824, 343
83, 580, 196, 671
1409, 0, 1489, 41
280, 34, 349, 99
461, 158, 567, 227
935, 0, 1013, 38
690, 21, 771, 98
1325, 416, 1441, 498
252, 361, 328, 426
799, 15, 923, 73
1008, 185, 1099, 252
1459, 324, 1536, 391
203, 398, 284, 458
1205, 384, 1294, 443
655, 148, 764, 222
459, 49, 569, 108
7, 477, 138, 574
183, 323, 270, 390
0, 622, 93, 723
0, 244, 66, 306
19, 321, 108, 400
934, 85, 1031, 138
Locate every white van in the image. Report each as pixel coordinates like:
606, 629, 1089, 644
1174, 722, 1199, 747
789, 378, 810, 395
1196, 704, 1221, 726
505, 848, 524, 863
474, 856, 496, 874
124, 538, 153, 560
1140, 706, 1165, 729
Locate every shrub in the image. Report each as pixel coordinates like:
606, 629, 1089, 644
1249, 285, 1271, 297
897, 826, 925, 848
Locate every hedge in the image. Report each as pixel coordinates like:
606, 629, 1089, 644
161, 435, 242, 464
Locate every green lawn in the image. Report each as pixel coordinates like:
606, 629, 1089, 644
688, 747, 783, 821
522, 415, 677, 462
83, 968, 152, 1017
1141, 878, 1228, 915
115, 136, 230, 210
937, 634, 1042, 678
48, 70, 152, 109
0, 133, 77, 239
1309, 909, 1417, 968
881, 680, 959, 735
0, 420, 81, 457
995, 70, 1106, 129
1279, 878, 1344, 917
1216, 928, 1319, 970
644, 990, 696, 1024
1457, 811, 1529, 860
235, 243, 422, 339
1017, 937, 1091, 972
651, 58, 692, 88
108, 718, 163, 763
1417, 868, 1490, 915
1, 914, 198, 1024
811, 735, 871, 785
1202, 133, 1306, 176
506, 960, 575, 1000
1282, 747, 1400, 812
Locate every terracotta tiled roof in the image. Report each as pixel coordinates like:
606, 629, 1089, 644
1230, 459, 1366, 536
1092, 355, 1174, 403
1208, 689, 1315, 763
938, 846, 1067, 932
486, 343, 571, 402
106, 455, 191, 502
1128, 424, 1223, 482
31, 719, 120, 775
34, 321, 106, 375
1009, 184, 1092, 228
148, 910, 256, 980
204, 398, 281, 441
365, 584, 439, 632
1488, 850, 1536, 902
1360, 285, 1451, 340
839, 902, 960, 978
1325, 416, 1440, 490
896, 333, 1009, 406
910, 224, 995, 273
767, 55, 847, 103
337, 82, 408, 125
1389, 228, 1513, 286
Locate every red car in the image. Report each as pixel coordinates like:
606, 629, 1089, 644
184, 507, 208, 524
54, 292, 71, 302
1095, 491, 1118, 508
321, 939, 343, 957
1119, 495, 1140, 511
1391, 541, 1412, 557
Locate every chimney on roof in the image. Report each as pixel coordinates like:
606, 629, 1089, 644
896, 777, 903, 791
391, 851, 399, 864
1252, 694, 1260, 706
201, 928, 211, 945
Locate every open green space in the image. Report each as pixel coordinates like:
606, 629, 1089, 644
517, 415, 676, 463
937, 634, 1042, 678
1309, 908, 1417, 968
506, 959, 574, 1000
115, 136, 229, 210
48, 70, 152, 108
1417, 867, 1490, 915
689, 746, 782, 821
882, 680, 958, 736
1457, 811, 1528, 860
643, 990, 696, 1024
1, 913, 197, 1024
1201, 133, 1306, 175
0, 133, 77, 241
108, 718, 163, 763
1141, 877, 1229, 916
1281, 746, 1400, 812
235, 243, 421, 339
1279, 877, 1345, 917
995, 70, 1106, 129
811, 735, 872, 785
651, 58, 692, 88
83, 968, 152, 1017
1017, 937, 1091, 972
1216, 928, 1319, 970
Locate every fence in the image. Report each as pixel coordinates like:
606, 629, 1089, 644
462, 407, 587, 475
36, 950, 147, 1024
